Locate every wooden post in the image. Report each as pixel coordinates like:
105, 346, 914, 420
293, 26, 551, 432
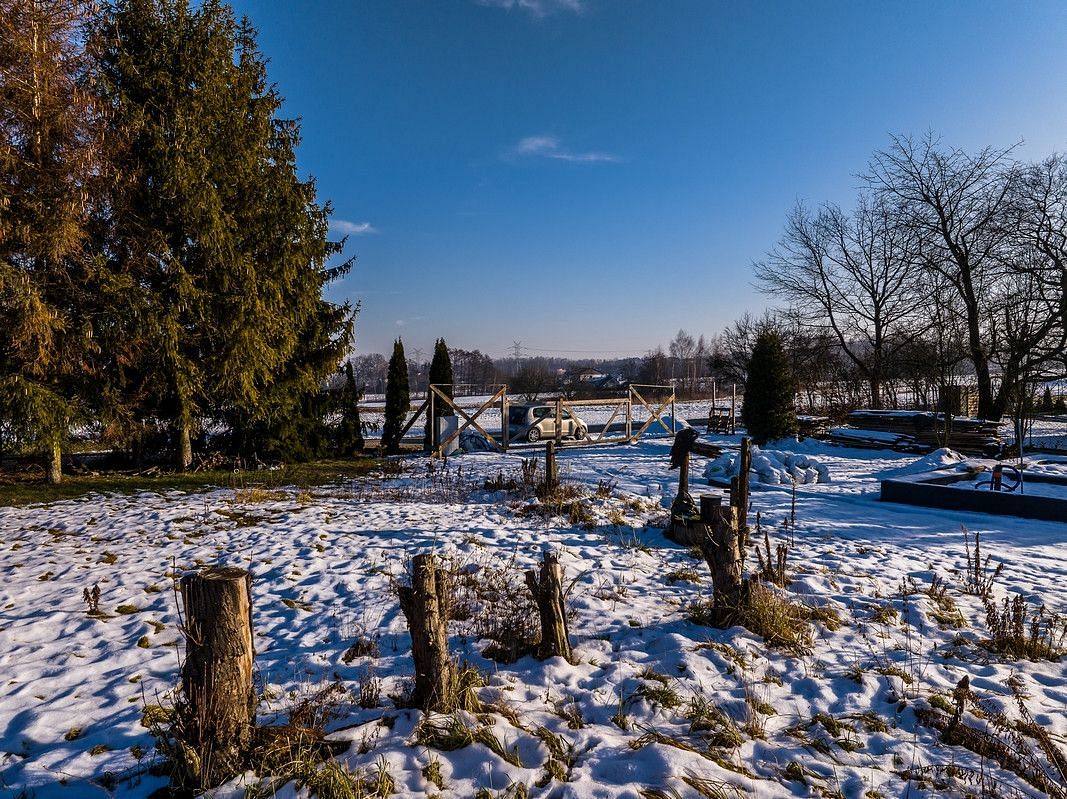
397, 554, 457, 712
734, 436, 752, 548
544, 440, 559, 494
731, 384, 737, 435
625, 392, 633, 442
671, 393, 677, 434
525, 551, 573, 662
712, 380, 717, 422
555, 396, 563, 446
501, 392, 509, 452
177, 567, 256, 789
428, 390, 435, 454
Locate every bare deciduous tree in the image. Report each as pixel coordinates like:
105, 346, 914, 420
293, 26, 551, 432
863, 134, 1021, 419
755, 196, 925, 408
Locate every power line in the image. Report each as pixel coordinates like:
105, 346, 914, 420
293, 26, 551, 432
510, 340, 524, 358
522, 346, 643, 354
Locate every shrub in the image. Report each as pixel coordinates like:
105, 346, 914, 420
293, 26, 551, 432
381, 339, 409, 455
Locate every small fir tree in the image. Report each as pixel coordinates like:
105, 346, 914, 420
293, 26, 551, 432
336, 361, 365, 455
741, 330, 797, 445
1041, 386, 1053, 412
382, 339, 409, 454
424, 338, 454, 451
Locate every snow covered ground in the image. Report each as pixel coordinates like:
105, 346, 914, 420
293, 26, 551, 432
1, 436, 1065, 798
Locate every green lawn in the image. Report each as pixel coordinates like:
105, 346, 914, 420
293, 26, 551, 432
0, 457, 381, 507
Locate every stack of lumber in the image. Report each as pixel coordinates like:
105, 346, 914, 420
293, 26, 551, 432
797, 415, 831, 438
830, 410, 1001, 456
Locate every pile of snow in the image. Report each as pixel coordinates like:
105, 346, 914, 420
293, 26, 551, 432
703, 444, 830, 485
458, 429, 494, 452
1026, 457, 1067, 478
877, 447, 966, 478
642, 414, 690, 437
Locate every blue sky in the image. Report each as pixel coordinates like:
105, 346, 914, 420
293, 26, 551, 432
232, 0, 1067, 360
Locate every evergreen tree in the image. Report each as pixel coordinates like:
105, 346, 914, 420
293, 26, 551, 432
741, 330, 797, 445
1041, 386, 1054, 412
382, 339, 409, 454
424, 338, 454, 451
0, 0, 102, 483
336, 361, 365, 456
92, 0, 353, 468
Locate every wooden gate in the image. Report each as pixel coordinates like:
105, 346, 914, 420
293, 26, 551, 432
401, 383, 678, 457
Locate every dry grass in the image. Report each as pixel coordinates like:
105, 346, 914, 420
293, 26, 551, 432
982, 593, 1067, 660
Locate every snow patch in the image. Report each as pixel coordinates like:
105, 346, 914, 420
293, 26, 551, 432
877, 447, 966, 478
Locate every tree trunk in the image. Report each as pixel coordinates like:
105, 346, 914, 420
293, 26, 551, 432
397, 553, 457, 712
177, 567, 256, 789
870, 376, 883, 410
525, 551, 572, 662
697, 500, 746, 627
177, 420, 193, 471
46, 440, 62, 485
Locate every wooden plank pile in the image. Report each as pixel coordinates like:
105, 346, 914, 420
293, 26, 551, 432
797, 415, 831, 438
830, 410, 1002, 456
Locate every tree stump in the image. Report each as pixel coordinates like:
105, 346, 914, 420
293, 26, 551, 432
525, 551, 573, 662
397, 553, 457, 712
177, 566, 256, 788
697, 499, 747, 627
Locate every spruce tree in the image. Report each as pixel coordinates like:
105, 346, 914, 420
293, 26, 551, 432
741, 330, 797, 445
382, 339, 410, 454
424, 338, 454, 451
92, 0, 353, 468
0, 0, 102, 483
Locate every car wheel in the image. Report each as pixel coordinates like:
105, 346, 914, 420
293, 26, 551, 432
527, 427, 541, 443
573, 426, 587, 441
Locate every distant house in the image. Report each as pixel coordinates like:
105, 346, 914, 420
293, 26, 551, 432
564, 369, 629, 393
570, 368, 606, 383
594, 374, 629, 391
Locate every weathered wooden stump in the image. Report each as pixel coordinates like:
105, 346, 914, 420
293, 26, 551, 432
525, 551, 573, 662
177, 566, 256, 788
697, 492, 747, 627
397, 553, 457, 712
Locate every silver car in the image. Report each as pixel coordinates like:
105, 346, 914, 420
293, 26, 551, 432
507, 404, 588, 443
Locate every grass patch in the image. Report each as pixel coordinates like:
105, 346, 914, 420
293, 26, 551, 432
413, 713, 523, 767
0, 457, 380, 507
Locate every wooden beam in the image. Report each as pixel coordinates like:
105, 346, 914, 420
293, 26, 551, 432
398, 397, 430, 439
434, 386, 506, 455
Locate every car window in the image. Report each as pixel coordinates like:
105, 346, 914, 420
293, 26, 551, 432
533, 407, 551, 419
562, 410, 572, 419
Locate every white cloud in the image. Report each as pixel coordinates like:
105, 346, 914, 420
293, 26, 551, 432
509, 135, 619, 163
477, 0, 584, 17
329, 219, 377, 236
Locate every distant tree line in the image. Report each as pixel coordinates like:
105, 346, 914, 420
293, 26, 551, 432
0, 0, 355, 481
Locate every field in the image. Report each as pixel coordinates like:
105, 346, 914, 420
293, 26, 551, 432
1, 435, 1066, 798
